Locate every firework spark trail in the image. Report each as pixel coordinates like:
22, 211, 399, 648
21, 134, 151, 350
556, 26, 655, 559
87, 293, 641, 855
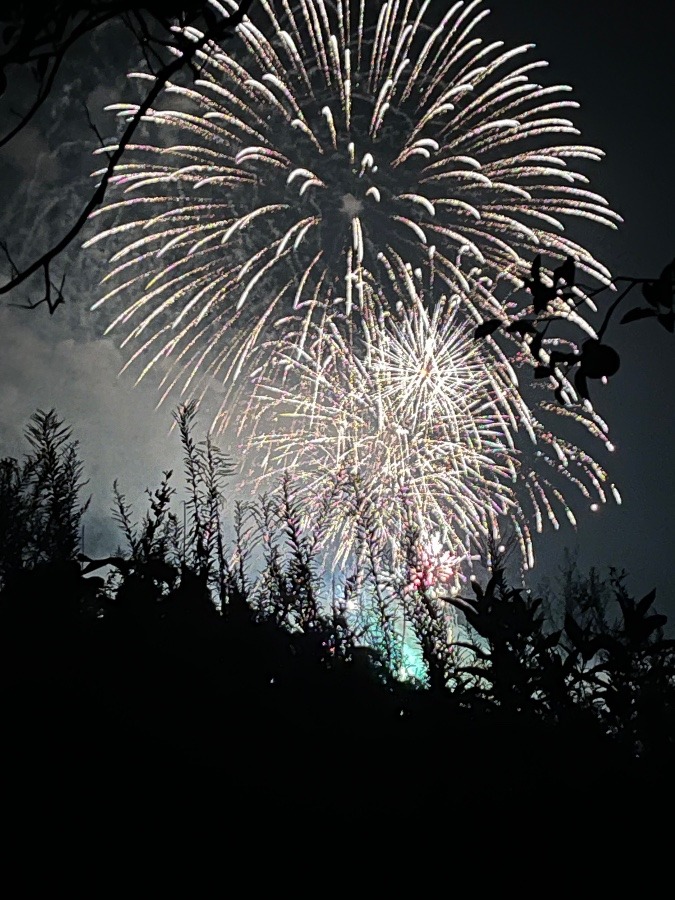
84, 0, 623, 577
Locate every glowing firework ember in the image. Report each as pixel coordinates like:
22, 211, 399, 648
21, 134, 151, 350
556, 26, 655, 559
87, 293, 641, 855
85, 0, 623, 575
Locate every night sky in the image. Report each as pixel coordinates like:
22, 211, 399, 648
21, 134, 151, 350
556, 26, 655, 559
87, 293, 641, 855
1, 1, 674, 619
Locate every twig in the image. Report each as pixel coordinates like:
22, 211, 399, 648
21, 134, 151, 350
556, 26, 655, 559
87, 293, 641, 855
0, 0, 257, 303
0, 10, 113, 149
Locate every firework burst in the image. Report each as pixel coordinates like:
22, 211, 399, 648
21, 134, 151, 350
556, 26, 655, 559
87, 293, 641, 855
85, 0, 620, 414
84, 0, 623, 577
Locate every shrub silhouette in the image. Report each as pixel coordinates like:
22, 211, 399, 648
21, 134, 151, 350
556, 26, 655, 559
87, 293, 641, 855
564, 571, 675, 765
1, 404, 674, 811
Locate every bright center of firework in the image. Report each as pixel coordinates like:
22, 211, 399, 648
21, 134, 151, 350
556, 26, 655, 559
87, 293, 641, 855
340, 193, 363, 217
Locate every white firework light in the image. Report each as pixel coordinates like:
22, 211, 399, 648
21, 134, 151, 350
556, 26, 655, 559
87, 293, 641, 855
245, 275, 518, 580
85, 0, 623, 577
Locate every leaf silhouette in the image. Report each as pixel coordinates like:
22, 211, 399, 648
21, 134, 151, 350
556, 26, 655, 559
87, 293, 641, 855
564, 614, 585, 650
646, 613, 668, 631
630, 613, 668, 643
621, 307, 658, 325
553, 256, 575, 287
540, 629, 562, 651
643, 261, 675, 310
636, 588, 657, 617
579, 340, 620, 379
657, 310, 675, 333
474, 319, 502, 339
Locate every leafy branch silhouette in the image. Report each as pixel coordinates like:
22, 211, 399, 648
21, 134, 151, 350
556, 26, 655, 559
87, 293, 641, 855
474, 254, 675, 404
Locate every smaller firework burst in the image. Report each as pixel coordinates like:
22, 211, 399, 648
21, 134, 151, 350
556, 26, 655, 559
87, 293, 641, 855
240, 272, 524, 589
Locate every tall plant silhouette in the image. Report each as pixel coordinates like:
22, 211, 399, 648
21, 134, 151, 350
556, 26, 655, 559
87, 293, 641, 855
564, 572, 675, 762
447, 560, 574, 722
0, 409, 89, 588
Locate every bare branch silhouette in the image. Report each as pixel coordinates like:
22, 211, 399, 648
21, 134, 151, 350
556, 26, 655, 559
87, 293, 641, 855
0, 0, 257, 306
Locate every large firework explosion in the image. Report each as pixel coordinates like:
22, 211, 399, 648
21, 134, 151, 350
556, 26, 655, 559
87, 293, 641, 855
85, 0, 622, 581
